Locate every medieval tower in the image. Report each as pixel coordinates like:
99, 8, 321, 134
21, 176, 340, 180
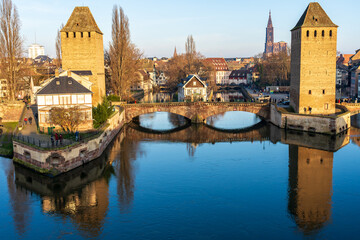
290, 2, 338, 115
61, 7, 105, 105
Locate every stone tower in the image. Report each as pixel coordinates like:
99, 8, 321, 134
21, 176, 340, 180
61, 7, 105, 105
290, 2, 338, 115
264, 11, 274, 55
288, 145, 333, 233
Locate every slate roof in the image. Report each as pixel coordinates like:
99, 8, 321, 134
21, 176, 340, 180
178, 75, 207, 88
72, 70, 93, 76
229, 70, 248, 78
61, 7, 103, 34
37, 76, 92, 95
292, 2, 337, 31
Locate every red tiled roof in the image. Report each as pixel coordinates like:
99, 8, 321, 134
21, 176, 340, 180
205, 58, 229, 71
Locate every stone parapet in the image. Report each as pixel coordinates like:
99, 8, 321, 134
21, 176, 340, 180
0, 102, 25, 122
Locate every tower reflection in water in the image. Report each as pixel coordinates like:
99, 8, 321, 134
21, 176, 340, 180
11, 123, 352, 237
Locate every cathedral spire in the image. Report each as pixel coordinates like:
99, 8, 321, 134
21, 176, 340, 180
173, 46, 178, 58
267, 10, 273, 28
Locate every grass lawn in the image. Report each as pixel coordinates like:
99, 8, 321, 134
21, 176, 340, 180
0, 122, 18, 157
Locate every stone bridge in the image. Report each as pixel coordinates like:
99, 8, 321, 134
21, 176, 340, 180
121, 102, 270, 123
341, 103, 360, 116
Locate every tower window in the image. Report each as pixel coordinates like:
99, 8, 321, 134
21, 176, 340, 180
314, 30, 317, 37
73, 32, 76, 38
306, 30, 309, 37
88, 32, 91, 37
81, 32, 83, 38
330, 30, 333, 37
66, 32, 69, 38
322, 30, 325, 37
324, 103, 328, 110
309, 90, 312, 94
323, 89, 325, 94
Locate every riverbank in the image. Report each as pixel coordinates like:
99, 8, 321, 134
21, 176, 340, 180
0, 122, 18, 157
12, 110, 125, 177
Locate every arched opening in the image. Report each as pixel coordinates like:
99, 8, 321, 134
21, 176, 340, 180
314, 30, 317, 37
205, 111, 264, 131
134, 112, 190, 131
306, 30, 309, 37
330, 30, 333, 37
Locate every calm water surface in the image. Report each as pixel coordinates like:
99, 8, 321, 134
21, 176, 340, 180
1, 112, 360, 239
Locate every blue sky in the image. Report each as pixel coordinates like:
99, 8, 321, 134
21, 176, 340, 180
14, 0, 360, 58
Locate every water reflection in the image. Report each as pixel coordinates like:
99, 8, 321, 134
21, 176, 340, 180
137, 112, 188, 131
206, 111, 262, 130
288, 145, 333, 234
3, 117, 357, 239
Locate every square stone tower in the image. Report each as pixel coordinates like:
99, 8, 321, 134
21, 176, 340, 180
290, 2, 338, 115
61, 7, 105, 105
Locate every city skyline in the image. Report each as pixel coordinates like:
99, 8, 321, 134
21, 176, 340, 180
15, 0, 360, 58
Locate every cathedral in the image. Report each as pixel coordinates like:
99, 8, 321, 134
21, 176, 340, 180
264, 11, 288, 56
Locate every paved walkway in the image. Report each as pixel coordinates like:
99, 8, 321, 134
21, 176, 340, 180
17, 104, 74, 148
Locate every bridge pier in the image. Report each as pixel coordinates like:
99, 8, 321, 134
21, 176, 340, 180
191, 114, 205, 124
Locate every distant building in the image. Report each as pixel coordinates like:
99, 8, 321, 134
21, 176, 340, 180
28, 44, 45, 59
264, 11, 288, 56
350, 64, 360, 98
178, 75, 207, 102
36, 71, 93, 131
229, 70, 248, 85
205, 58, 231, 85
0, 79, 7, 99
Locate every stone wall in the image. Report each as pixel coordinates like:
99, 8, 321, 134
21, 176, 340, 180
13, 110, 124, 175
0, 102, 24, 122
270, 104, 350, 135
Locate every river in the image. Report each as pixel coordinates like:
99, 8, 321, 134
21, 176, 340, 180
1, 112, 360, 239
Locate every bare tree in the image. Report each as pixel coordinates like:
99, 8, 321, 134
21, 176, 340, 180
50, 106, 85, 133
185, 35, 196, 73
109, 5, 142, 100
55, 23, 64, 68
0, 0, 23, 101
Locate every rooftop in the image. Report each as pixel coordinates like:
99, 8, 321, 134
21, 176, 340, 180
37, 76, 92, 95
61, 6, 102, 34
292, 2, 337, 31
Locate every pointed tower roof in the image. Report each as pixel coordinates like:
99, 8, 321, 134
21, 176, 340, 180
292, 2, 337, 31
61, 7, 103, 34
267, 10, 273, 28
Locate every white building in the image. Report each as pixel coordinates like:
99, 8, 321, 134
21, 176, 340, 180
36, 70, 93, 130
178, 75, 207, 102
28, 44, 45, 59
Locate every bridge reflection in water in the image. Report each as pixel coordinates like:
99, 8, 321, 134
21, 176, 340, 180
9, 123, 355, 237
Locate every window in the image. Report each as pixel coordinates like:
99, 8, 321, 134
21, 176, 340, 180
193, 81, 196, 86
45, 96, 53, 105
322, 30, 325, 37
81, 32, 83, 38
330, 30, 333, 37
66, 32, 69, 38
88, 32, 91, 37
77, 94, 84, 104
306, 30, 309, 37
322, 89, 325, 94
324, 103, 328, 110
314, 30, 317, 37
309, 90, 312, 94
73, 32, 76, 38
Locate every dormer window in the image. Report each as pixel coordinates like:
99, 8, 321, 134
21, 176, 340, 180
56, 80, 60, 85
68, 80, 72, 85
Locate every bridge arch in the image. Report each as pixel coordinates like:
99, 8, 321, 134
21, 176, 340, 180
122, 102, 270, 123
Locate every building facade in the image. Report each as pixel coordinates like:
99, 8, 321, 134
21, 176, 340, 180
178, 75, 207, 102
36, 71, 93, 131
205, 58, 231, 85
61, 7, 105, 105
264, 11, 288, 56
290, 2, 338, 115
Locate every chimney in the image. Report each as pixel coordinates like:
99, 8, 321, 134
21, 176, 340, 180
67, 70, 71, 78
55, 69, 59, 77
